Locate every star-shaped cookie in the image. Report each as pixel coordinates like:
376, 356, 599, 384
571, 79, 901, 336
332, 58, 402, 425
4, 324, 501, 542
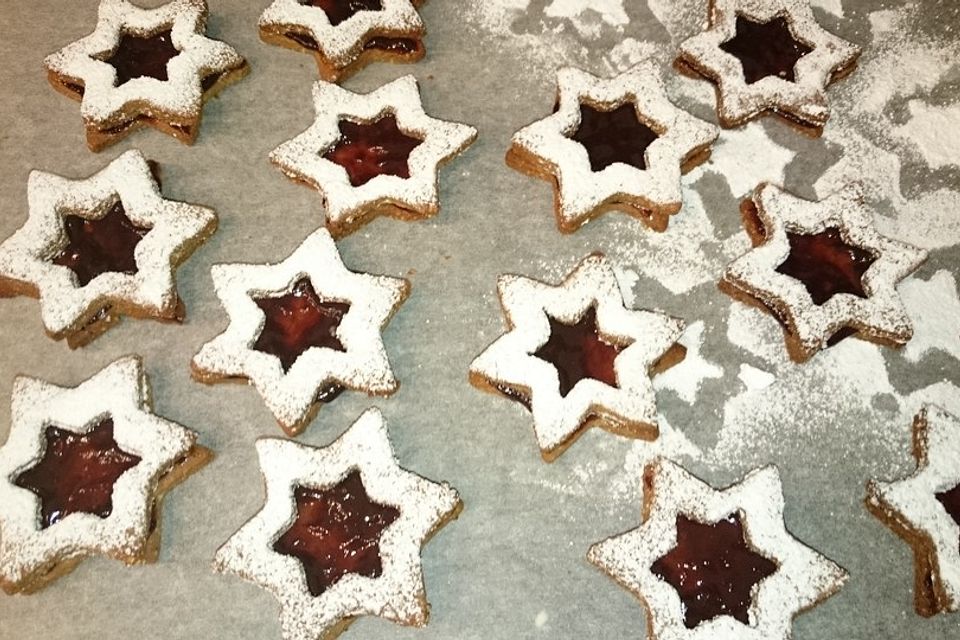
588, 458, 848, 638
213, 408, 461, 640
259, 0, 426, 82
0, 150, 218, 348
0, 355, 212, 594
191, 228, 409, 436
44, 0, 249, 151
676, 0, 860, 133
506, 63, 719, 233
270, 75, 477, 238
721, 183, 927, 362
866, 405, 960, 616
468, 253, 686, 462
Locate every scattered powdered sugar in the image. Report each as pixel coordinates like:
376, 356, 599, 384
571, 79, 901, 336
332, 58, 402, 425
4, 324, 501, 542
646, 0, 707, 43
810, 0, 843, 18
543, 0, 628, 39
900, 270, 960, 364
692, 121, 796, 198
893, 100, 960, 170
738, 363, 776, 391
653, 320, 724, 404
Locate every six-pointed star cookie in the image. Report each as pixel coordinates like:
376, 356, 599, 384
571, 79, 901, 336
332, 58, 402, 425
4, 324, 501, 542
191, 228, 410, 436
0, 355, 212, 595
468, 253, 686, 462
0, 150, 218, 349
270, 75, 477, 238
259, 0, 426, 82
721, 182, 927, 362
588, 458, 848, 639
676, 0, 860, 133
506, 63, 719, 233
866, 405, 960, 616
213, 408, 461, 640
44, 0, 248, 151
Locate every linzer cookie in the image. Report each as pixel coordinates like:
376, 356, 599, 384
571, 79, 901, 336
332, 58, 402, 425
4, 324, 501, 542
191, 228, 409, 436
721, 183, 927, 363
507, 63, 718, 233
676, 0, 860, 133
213, 408, 461, 640
588, 458, 848, 638
0, 356, 212, 594
0, 150, 217, 348
270, 75, 476, 238
468, 253, 686, 462
259, 0, 426, 82
44, 0, 248, 151
866, 405, 960, 617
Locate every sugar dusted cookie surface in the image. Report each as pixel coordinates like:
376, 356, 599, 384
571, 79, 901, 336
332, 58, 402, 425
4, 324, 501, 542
0, 356, 212, 595
0, 150, 217, 348
507, 63, 718, 233
271, 75, 476, 238
191, 228, 409, 436
44, 0, 248, 151
213, 408, 461, 640
469, 253, 686, 461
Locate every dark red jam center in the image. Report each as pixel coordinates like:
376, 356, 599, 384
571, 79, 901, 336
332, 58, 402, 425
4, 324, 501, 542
104, 29, 180, 86
651, 514, 778, 628
363, 36, 418, 53
14, 419, 141, 529
51, 200, 150, 287
254, 278, 350, 373
570, 103, 660, 172
273, 471, 400, 597
323, 115, 422, 187
935, 484, 960, 552
303, 0, 384, 26
775, 227, 876, 306
533, 306, 625, 398
719, 15, 814, 85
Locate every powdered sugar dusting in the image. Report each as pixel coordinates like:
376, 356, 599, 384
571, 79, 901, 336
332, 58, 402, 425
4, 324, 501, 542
893, 100, 960, 170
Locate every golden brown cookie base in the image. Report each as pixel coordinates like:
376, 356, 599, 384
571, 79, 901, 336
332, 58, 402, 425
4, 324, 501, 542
0, 213, 216, 348
0, 443, 213, 595
47, 62, 250, 152
468, 343, 686, 462
506, 139, 711, 234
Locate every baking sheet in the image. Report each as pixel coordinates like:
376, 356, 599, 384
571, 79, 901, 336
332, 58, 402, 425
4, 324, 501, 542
1, 0, 959, 638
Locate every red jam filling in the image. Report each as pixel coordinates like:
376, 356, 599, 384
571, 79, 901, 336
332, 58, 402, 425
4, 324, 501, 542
651, 514, 778, 628
273, 471, 400, 596
254, 278, 350, 373
303, 0, 383, 26
775, 227, 876, 306
323, 114, 422, 187
363, 36, 418, 53
570, 103, 659, 172
14, 419, 141, 529
104, 29, 180, 86
719, 15, 814, 85
52, 200, 150, 287
935, 484, 960, 551
533, 306, 625, 398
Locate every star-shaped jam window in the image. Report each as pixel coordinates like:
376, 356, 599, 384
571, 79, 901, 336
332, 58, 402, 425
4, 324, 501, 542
507, 63, 718, 233
213, 409, 461, 640
322, 114, 423, 187
0, 356, 211, 595
589, 459, 847, 638
191, 228, 410, 436
14, 419, 142, 530
651, 514, 778, 628
469, 253, 686, 462
258, 0, 425, 82
270, 76, 476, 238
51, 200, 150, 287
721, 183, 927, 363
273, 471, 400, 597
867, 405, 960, 616
676, 0, 860, 132
719, 15, 813, 85
43, 0, 248, 151
0, 150, 218, 348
